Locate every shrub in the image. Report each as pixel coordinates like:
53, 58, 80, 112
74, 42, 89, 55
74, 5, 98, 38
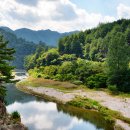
60, 54, 77, 61
107, 71, 130, 93
43, 75, 50, 79
37, 75, 42, 78
54, 74, 63, 81
58, 61, 76, 75
11, 111, 20, 120
62, 74, 77, 81
72, 80, 83, 85
86, 73, 107, 89
117, 72, 130, 92
108, 85, 118, 93
28, 67, 44, 78
43, 65, 58, 77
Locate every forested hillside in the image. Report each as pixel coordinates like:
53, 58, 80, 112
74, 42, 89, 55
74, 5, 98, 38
0, 28, 47, 68
0, 27, 78, 46
25, 19, 130, 93
15, 28, 78, 46
58, 19, 130, 61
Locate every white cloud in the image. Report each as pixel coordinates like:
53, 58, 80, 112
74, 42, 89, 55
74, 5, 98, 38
0, 0, 116, 32
7, 101, 56, 130
7, 101, 96, 130
117, 3, 130, 19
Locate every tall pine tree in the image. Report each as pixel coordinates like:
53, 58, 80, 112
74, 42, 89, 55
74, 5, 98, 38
0, 35, 15, 101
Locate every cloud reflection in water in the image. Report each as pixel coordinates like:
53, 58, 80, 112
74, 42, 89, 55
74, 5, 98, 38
7, 101, 100, 130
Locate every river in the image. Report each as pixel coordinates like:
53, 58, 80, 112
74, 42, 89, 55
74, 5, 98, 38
5, 83, 114, 130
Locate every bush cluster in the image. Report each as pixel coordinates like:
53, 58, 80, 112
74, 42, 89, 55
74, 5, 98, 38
29, 58, 107, 89
11, 111, 21, 120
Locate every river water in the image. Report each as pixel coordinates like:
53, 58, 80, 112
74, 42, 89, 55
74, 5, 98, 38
5, 83, 114, 130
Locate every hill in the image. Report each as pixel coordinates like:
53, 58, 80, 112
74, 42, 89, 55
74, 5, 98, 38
24, 19, 130, 92
0, 28, 38, 68
25, 19, 130, 70
58, 19, 130, 61
14, 28, 78, 46
14, 28, 61, 46
0, 27, 76, 68
0, 26, 78, 46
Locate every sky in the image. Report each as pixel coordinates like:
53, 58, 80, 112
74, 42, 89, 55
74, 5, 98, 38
0, 0, 130, 32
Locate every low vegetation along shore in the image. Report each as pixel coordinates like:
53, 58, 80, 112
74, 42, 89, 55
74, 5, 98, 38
17, 77, 130, 130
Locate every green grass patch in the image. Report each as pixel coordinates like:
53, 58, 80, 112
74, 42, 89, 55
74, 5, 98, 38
67, 97, 130, 124
17, 77, 82, 93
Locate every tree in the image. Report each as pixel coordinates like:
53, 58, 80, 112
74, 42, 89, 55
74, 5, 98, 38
24, 54, 35, 70
44, 65, 58, 77
125, 27, 130, 45
106, 32, 130, 91
58, 61, 76, 75
37, 49, 60, 66
24, 43, 48, 70
71, 39, 83, 57
0, 35, 15, 101
58, 39, 65, 54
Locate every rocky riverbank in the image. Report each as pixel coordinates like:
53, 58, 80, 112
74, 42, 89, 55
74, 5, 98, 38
0, 100, 27, 130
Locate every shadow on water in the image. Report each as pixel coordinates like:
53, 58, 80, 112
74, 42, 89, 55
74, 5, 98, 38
57, 104, 114, 130
5, 83, 36, 105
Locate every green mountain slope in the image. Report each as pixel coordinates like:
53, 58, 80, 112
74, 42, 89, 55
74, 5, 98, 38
14, 28, 78, 46
58, 19, 130, 61
0, 28, 37, 69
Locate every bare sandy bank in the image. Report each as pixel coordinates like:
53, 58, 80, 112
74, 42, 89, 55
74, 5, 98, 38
17, 80, 130, 130
26, 86, 130, 119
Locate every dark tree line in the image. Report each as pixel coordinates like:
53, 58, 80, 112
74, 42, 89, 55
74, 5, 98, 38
58, 19, 130, 61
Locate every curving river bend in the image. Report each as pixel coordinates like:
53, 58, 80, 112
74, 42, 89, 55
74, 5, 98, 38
5, 78, 114, 130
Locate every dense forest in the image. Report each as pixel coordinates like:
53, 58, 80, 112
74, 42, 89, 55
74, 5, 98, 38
25, 19, 130, 93
0, 27, 78, 68
58, 19, 130, 61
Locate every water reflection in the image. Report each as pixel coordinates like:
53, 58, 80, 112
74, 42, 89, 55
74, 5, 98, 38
6, 84, 114, 130
7, 101, 105, 130
5, 84, 35, 105
57, 104, 113, 130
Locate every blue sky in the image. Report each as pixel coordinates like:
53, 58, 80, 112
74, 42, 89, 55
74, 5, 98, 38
72, 0, 130, 16
0, 0, 130, 32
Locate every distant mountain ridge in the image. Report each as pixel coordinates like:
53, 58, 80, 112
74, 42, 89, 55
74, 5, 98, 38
0, 26, 78, 68
0, 26, 78, 46
0, 28, 38, 68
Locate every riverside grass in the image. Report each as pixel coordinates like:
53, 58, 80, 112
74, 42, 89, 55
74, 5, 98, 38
18, 77, 130, 97
17, 77, 130, 126
17, 77, 82, 92
67, 97, 130, 125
